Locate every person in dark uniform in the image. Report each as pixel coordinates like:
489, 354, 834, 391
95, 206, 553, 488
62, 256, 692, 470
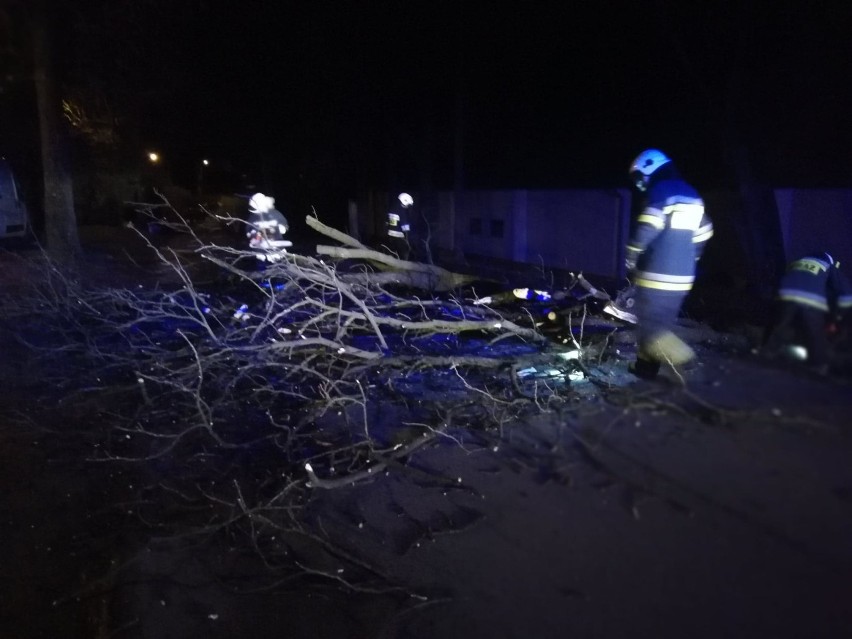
763, 252, 852, 374
383, 192, 413, 260
246, 192, 290, 263
615, 149, 714, 379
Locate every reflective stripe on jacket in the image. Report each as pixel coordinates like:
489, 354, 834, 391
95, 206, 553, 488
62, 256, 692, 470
627, 177, 713, 293
248, 209, 289, 242
778, 256, 852, 314
386, 211, 410, 238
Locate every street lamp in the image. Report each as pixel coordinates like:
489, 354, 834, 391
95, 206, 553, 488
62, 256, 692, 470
147, 151, 160, 164
198, 159, 210, 197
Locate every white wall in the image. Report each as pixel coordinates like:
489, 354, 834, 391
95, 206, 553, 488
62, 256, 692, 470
433, 189, 631, 279
364, 187, 852, 282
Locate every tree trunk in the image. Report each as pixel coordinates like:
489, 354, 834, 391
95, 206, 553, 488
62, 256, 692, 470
725, 142, 786, 300
31, 0, 80, 263
656, 0, 787, 303
720, 4, 785, 301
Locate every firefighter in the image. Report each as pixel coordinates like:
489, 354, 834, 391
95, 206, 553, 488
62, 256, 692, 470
246, 192, 290, 263
616, 149, 714, 379
762, 252, 852, 374
383, 192, 413, 260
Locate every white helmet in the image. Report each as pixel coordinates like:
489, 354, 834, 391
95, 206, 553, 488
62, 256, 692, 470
249, 192, 275, 214
629, 149, 671, 191
398, 192, 414, 208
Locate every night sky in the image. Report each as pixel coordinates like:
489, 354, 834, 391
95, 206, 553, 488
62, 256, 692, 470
4, 0, 852, 197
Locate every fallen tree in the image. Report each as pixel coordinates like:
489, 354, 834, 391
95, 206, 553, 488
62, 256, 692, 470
0, 202, 618, 607
307, 215, 484, 292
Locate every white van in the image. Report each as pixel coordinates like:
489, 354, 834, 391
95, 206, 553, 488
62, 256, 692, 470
0, 157, 31, 239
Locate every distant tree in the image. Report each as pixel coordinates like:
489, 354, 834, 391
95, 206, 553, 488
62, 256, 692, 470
653, 0, 787, 298
31, 0, 80, 261
2, 0, 217, 247
63, 0, 232, 208
1, 0, 80, 262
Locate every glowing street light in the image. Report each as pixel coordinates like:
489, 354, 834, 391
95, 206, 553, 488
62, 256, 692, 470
147, 152, 160, 163
198, 158, 210, 197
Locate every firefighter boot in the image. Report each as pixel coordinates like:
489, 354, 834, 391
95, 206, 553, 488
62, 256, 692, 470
603, 286, 638, 324
629, 356, 661, 380
643, 330, 696, 367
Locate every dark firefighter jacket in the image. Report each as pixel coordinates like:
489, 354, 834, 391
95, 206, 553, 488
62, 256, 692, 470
385, 208, 410, 239
248, 208, 289, 250
626, 176, 713, 294
777, 255, 852, 314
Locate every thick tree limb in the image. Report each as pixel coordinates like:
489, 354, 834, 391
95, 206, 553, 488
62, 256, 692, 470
307, 214, 486, 292
316, 245, 480, 292
305, 215, 370, 250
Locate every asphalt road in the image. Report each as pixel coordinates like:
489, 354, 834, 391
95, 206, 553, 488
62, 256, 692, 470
2, 225, 852, 638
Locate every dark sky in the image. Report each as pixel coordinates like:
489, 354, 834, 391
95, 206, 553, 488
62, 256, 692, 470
187, 1, 852, 190
5, 0, 852, 194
